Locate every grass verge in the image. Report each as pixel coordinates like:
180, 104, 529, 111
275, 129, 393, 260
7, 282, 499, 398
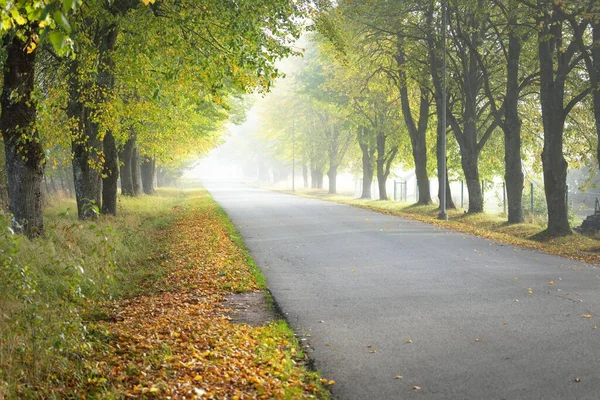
0, 188, 328, 399
280, 188, 600, 265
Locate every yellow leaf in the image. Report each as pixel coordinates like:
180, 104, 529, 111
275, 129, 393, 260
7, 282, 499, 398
582, 314, 592, 318
194, 375, 203, 381
548, 281, 554, 285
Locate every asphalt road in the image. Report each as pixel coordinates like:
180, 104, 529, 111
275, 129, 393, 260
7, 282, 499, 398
205, 180, 600, 400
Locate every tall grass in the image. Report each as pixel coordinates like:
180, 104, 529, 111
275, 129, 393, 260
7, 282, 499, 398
0, 189, 189, 398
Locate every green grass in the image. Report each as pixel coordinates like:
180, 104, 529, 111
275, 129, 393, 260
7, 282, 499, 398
214, 201, 268, 290
0, 187, 330, 399
0, 189, 190, 399
256, 320, 330, 400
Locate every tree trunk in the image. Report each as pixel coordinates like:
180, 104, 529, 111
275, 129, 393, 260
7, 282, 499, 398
49, 175, 58, 194
102, 130, 119, 215
302, 163, 309, 188
327, 165, 337, 194
413, 123, 432, 205
376, 131, 397, 200
461, 148, 483, 213
426, 3, 455, 210
504, 27, 524, 224
68, 60, 102, 219
359, 141, 375, 199
436, 119, 455, 209
132, 146, 142, 196
396, 46, 432, 205
58, 168, 68, 194
376, 173, 387, 200
444, 170, 455, 209
71, 112, 102, 219
0, 34, 45, 237
537, 7, 571, 236
311, 167, 323, 189
593, 23, 600, 178
141, 156, 155, 195
119, 135, 135, 196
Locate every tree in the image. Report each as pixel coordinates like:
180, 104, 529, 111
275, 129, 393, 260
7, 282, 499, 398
528, 0, 591, 236
566, 2, 600, 188
0, 0, 78, 236
318, 0, 437, 205
395, 42, 433, 204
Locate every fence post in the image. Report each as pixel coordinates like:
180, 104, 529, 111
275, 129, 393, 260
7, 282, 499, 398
461, 180, 464, 208
394, 180, 397, 201
503, 181, 506, 215
530, 182, 534, 218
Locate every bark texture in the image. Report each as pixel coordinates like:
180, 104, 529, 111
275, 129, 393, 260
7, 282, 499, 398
69, 60, 102, 219
503, 24, 524, 223
132, 146, 142, 196
536, 3, 581, 236
119, 135, 136, 196
141, 156, 155, 195
0, 34, 45, 236
376, 131, 398, 200
358, 127, 376, 199
99, 25, 120, 215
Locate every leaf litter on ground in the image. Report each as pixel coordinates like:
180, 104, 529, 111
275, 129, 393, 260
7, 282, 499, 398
82, 192, 328, 399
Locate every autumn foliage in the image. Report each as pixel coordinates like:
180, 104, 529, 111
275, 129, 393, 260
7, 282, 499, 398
79, 191, 327, 398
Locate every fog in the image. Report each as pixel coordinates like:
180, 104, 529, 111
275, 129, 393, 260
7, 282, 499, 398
180, 37, 600, 225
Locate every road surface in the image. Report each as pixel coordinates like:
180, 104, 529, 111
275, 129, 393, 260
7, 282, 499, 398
205, 181, 600, 399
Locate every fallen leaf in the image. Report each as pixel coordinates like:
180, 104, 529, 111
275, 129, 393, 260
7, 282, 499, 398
395, 375, 403, 380
406, 338, 412, 344
582, 314, 592, 318
413, 386, 422, 391
574, 377, 581, 383
548, 280, 554, 285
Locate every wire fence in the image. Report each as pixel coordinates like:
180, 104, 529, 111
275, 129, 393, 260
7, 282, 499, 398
352, 176, 597, 224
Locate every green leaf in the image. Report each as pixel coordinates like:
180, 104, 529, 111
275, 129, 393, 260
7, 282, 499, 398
53, 11, 71, 34
62, 0, 75, 13
48, 31, 66, 52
